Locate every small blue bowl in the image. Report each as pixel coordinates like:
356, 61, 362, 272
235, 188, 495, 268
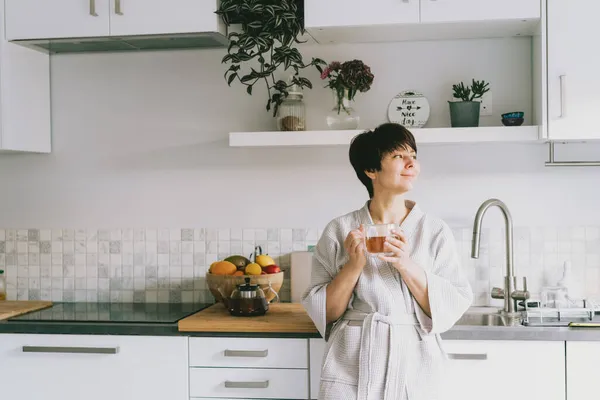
502, 111, 524, 119
501, 117, 524, 126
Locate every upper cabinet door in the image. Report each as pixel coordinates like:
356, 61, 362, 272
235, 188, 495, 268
305, 0, 419, 29
547, 0, 600, 140
109, 0, 221, 36
421, 0, 540, 23
5, 0, 110, 41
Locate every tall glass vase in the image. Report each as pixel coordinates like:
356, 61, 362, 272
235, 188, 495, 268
326, 89, 360, 130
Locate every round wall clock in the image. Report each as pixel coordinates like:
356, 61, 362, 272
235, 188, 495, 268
387, 90, 430, 128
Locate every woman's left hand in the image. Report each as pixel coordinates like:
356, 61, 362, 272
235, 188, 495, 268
377, 229, 413, 272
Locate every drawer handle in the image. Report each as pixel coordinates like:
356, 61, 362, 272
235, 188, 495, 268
559, 74, 567, 118
447, 353, 487, 360
22, 346, 119, 355
224, 349, 268, 358
224, 380, 269, 389
115, 0, 124, 15
89, 0, 99, 16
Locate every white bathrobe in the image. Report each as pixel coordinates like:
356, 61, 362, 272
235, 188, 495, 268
302, 200, 473, 400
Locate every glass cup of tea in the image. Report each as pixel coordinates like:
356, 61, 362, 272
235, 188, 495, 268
365, 223, 401, 255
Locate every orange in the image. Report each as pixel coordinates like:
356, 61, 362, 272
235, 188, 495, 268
209, 260, 237, 275
232, 270, 244, 276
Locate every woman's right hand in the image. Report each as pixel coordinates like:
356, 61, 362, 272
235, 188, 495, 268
344, 224, 367, 270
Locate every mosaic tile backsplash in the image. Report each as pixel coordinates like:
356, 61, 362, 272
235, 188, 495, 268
0, 228, 319, 304
0, 227, 598, 305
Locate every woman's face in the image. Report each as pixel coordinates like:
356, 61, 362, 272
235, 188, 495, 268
367, 146, 420, 195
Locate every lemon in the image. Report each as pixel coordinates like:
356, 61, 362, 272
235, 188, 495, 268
255, 254, 275, 267
245, 263, 263, 275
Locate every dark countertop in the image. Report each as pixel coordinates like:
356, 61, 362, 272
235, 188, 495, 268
1, 302, 599, 341
0, 320, 323, 338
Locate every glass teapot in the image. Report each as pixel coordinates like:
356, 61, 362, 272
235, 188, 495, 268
227, 277, 276, 317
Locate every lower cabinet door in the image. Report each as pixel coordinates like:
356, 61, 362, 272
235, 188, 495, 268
566, 341, 600, 400
0, 334, 188, 400
309, 338, 326, 399
442, 340, 565, 400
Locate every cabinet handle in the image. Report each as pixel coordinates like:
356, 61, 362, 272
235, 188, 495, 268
115, 0, 123, 15
22, 346, 119, 354
89, 0, 98, 16
447, 353, 487, 360
224, 380, 269, 389
224, 349, 268, 357
559, 75, 566, 118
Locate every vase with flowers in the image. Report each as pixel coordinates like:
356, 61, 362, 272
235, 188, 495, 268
321, 60, 374, 130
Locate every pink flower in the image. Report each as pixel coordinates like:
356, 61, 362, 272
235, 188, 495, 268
320, 67, 331, 80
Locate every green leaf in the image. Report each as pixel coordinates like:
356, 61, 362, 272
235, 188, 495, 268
247, 21, 262, 29
240, 74, 254, 83
227, 40, 238, 53
297, 77, 312, 89
246, 85, 253, 95
221, 54, 233, 64
264, 5, 275, 16
227, 73, 236, 86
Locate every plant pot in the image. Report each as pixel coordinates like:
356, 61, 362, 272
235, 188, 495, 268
448, 101, 481, 128
326, 89, 360, 130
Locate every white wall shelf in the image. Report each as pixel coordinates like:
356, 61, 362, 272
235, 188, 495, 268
229, 126, 542, 147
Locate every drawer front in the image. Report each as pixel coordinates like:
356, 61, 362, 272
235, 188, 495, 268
189, 337, 308, 369
190, 367, 308, 399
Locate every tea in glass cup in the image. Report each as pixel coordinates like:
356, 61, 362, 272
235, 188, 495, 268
365, 223, 401, 255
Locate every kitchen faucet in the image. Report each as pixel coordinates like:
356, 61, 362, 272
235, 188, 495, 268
471, 199, 530, 316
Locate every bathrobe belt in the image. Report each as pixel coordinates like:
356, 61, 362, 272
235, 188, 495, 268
342, 309, 419, 400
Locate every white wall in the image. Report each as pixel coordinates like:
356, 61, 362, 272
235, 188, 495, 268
0, 37, 599, 229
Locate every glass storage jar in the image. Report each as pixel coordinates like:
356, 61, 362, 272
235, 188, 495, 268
277, 82, 306, 131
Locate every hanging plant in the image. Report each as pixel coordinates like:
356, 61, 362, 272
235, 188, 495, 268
216, 0, 327, 117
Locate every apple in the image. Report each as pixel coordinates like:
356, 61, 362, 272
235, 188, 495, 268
262, 264, 281, 274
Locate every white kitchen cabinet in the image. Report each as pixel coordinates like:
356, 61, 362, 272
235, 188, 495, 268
566, 341, 600, 400
0, 0, 51, 153
6, 0, 224, 43
308, 338, 564, 400
189, 337, 310, 400
547, 0, 600, 140
442, 340, 565, 400
420, 0, 540, 23
109, 0, 223, 37
5, 0, 110, 41
305, 0, 541, 43
0, 334, 188, 400
309, 338, 326, 400
304, 0, 419, 29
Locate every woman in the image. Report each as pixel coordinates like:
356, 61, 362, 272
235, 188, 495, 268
302, 123, 473, 400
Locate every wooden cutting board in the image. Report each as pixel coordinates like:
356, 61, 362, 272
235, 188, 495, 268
0, 301, 53, 320
178, 303, 319, 333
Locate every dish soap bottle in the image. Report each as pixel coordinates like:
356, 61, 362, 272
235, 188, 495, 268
0, 269, 6, 301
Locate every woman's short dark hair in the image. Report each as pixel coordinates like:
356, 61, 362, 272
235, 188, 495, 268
349, 123, 417, 198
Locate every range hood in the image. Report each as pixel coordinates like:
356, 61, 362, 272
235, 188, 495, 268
11, 31, 229, 54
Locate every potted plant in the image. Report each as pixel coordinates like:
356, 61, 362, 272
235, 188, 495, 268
216, 0, 326, 121
321, 60, 374, 130
448, 79, 490, 127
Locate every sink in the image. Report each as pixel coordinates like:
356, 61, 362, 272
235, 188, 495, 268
455, 308, 523, 327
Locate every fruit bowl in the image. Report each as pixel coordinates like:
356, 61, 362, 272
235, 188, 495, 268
206, 271, 284, 306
